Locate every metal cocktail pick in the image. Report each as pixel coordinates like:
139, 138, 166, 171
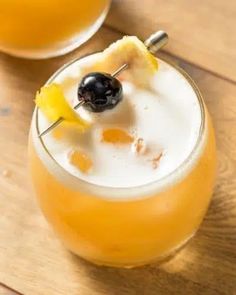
39, 30, 168, 137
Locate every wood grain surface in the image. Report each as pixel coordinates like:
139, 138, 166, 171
0, 10, 236, 295
106, 0, 236, 82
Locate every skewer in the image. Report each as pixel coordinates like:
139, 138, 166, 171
38, 101, 86, 137
112, 63, 129, 77
39, 30, 168, 137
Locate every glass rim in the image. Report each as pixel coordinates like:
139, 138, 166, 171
34, 53, 206, 201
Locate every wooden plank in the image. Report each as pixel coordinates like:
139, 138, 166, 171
0, 26, 236, 295
106, 0, 236, 82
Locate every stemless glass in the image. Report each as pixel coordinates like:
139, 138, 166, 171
0, 0, 110, 59
28, 55, 216, 267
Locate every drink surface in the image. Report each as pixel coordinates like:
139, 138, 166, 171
35, 54, 203, 189
0, 0, 109, 57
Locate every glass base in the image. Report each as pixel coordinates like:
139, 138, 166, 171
69, 232, 195, 269
0, 5, 109, 60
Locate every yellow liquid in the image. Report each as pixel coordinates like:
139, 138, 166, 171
0, 0, 109, 57
29, 108, 216, 267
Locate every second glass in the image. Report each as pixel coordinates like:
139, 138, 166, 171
0, 0, 110, 59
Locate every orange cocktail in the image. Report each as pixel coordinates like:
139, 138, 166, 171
29, 37, 216, 267
0, 0, 110, 58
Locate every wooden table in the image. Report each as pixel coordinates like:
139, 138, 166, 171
0, 1, 236, 294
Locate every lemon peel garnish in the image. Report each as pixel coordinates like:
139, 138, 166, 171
80, 36, 158, 88
35, 83, 89, 131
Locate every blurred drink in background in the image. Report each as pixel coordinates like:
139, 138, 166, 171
0, 0, 110, 59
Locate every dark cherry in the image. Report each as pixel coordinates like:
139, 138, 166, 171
77, 72, 123, 112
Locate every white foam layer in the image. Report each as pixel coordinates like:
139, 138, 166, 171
32, 54, 206, 198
